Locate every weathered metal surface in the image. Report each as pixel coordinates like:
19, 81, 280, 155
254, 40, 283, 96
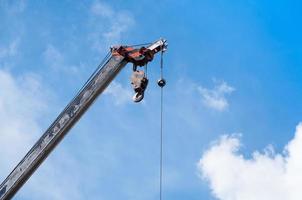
0, 55, 127, 200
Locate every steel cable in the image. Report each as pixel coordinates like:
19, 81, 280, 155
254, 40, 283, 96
159, 50, 164, 200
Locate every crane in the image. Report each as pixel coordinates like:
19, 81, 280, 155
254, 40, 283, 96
0, 38, 167, 200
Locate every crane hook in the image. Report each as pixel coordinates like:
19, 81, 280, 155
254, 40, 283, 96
131, 70, 149, 103
132, 91, 145, 102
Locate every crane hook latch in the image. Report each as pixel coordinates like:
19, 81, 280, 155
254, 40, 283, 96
131, 70, 148, 103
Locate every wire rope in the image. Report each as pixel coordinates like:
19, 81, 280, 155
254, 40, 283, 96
159, 50, 165, 200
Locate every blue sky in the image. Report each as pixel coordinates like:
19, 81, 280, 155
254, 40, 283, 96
1, 0, 302, 199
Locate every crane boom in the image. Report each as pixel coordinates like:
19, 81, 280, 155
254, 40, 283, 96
0, 39, 167, 200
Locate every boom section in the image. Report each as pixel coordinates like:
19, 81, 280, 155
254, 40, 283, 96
0, 55, 127, 200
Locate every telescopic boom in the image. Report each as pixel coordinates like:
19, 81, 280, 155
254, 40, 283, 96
0, 39, 167, 200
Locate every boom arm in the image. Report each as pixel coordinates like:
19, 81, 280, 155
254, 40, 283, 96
0, 39, 167, 200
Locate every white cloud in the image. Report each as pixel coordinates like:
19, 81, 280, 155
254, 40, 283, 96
197, 80, 235, 111
198, 123, 302, 200
104, 81, 132, 105
43, 44, 82, 74
1, 0, 27, 14
89, 1, 135, 52
0, 70, 47, 174
0, 70, 83, 200
43, 44, 63, 70
91, 0, 113, 17
102, 12, 134, 43
0, 38, 20, 59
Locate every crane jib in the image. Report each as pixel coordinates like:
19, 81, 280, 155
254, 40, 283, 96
0, 55, 127, 200
0, 38, 167, 200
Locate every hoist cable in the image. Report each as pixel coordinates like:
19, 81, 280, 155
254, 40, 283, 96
144, 64, 148, 78
45, 51, 112, 131
160, 50, 164, 78
79, 51, 112, 94
127, 42, 152, 48
159, 87, 163, 200
159, 50, 164, 200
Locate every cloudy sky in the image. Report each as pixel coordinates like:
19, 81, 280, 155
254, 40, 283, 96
1, 0, 302, 199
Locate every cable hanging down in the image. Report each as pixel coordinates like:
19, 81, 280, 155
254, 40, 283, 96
158, 49, 166, 200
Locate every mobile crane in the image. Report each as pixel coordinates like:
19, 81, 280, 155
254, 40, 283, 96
0, 39, 167, 200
